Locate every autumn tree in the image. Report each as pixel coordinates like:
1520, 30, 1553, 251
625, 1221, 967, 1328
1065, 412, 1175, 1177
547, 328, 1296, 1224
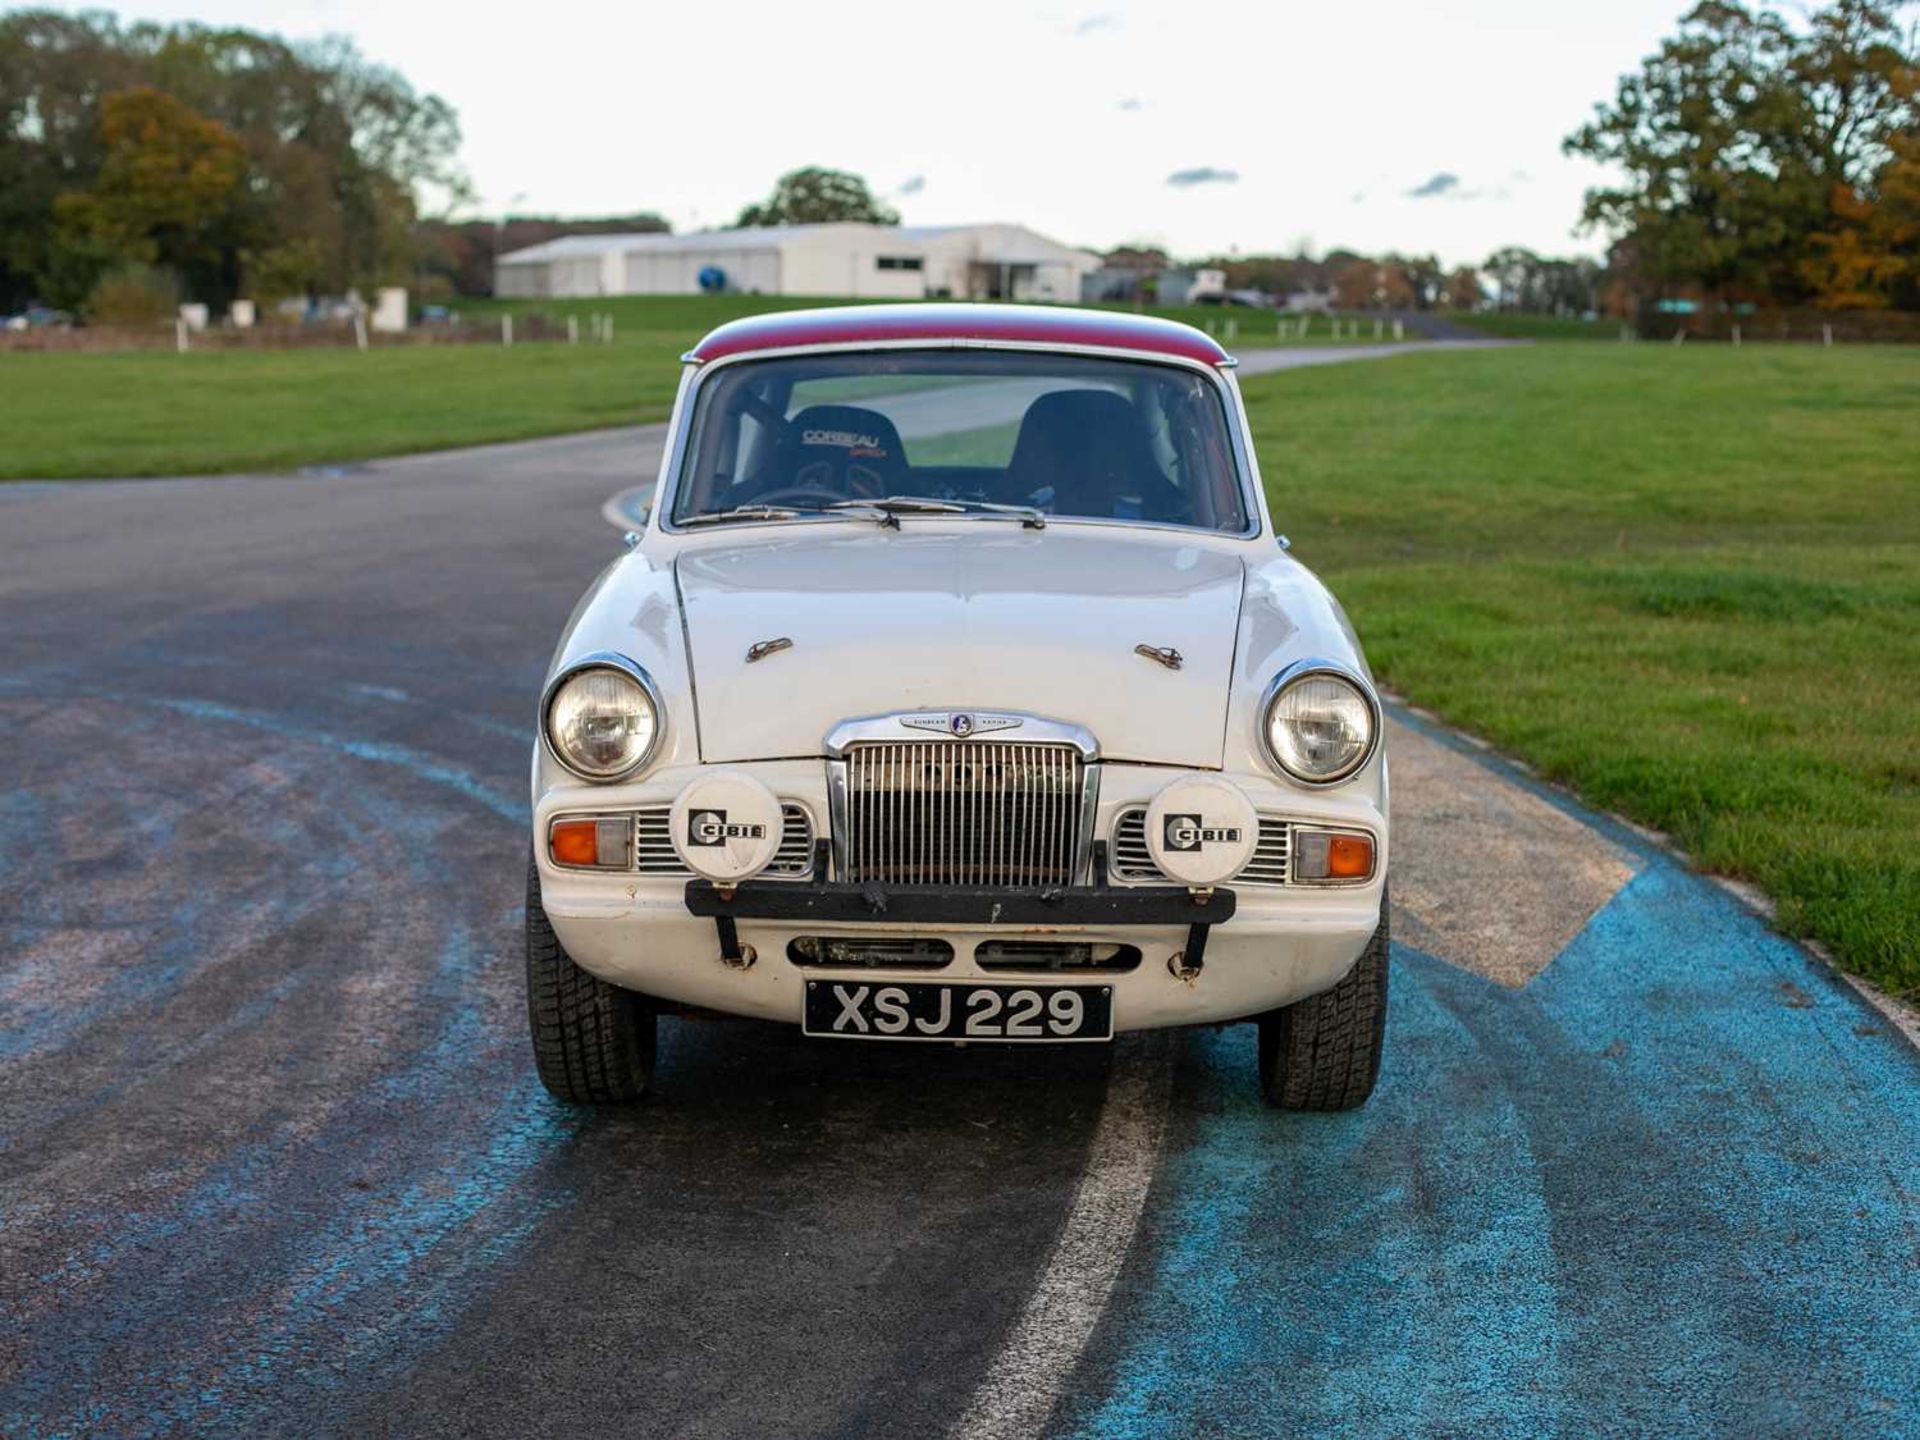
1333, 259, 1377, 309
1444, 267, 1483, 309
51, 87, 248, 304
736, 167, 899, 227
1564, 0, 1917, 309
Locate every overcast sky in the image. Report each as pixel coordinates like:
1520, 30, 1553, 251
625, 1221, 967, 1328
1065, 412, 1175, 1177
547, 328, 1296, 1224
69, 0, 1695, 265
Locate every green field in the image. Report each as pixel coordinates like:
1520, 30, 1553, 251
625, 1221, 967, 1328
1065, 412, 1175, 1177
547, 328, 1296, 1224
1241, 345, 1919, 993
1449, 311, 1627, 340
0, 295, 1393, 480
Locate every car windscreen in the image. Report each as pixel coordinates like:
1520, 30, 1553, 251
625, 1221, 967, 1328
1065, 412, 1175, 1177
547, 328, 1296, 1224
668, 350, 1252, 534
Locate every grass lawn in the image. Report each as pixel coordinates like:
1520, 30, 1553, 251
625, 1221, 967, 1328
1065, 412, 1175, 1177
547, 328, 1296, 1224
1449, 312, 1628, 341
0, 294, 1402, 479
1241, 344, 1919, 994
0, 296, 748, 480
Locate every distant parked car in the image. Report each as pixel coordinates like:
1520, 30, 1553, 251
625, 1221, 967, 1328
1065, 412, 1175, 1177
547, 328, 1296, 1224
525, 304, 1390, 1111
3, 306, 73, 331
1192, 290, 1274, 308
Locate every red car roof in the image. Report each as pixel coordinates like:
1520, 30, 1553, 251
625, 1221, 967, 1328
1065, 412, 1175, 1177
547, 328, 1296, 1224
687, 303, 1232, 366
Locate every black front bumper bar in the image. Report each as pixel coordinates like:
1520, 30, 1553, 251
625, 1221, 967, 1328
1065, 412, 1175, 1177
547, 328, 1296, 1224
683, 879, 1236, 926
684, 852, 1234, 971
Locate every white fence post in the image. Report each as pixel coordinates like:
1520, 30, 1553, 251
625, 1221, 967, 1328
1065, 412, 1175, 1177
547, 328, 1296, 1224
502, 314, 513, 349
354, 312, 369, 351
1224, 318, 1237, 340
604, 314, 614, 344
175, 317, 188, 354
1393, 319, 1404, 341
567, 315, 579, 345
1823, 323, 1833, 347
1673, 329, 1686, 346
1732, 324, 1741, 347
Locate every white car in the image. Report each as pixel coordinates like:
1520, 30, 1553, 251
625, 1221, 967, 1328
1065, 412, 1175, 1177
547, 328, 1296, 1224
528, 305, 1389, 1110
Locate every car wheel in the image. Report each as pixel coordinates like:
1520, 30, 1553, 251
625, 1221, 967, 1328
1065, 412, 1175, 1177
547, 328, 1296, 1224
1256, 888, 1389, 1111
525, 855, 657, 1103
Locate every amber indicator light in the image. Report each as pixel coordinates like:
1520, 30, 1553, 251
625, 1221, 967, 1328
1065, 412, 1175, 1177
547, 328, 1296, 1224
1327, 833, 1374, 879
549, 819, 600, 867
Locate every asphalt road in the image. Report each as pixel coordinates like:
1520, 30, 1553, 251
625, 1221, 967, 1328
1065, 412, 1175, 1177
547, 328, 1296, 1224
3, 344, 1916, 1438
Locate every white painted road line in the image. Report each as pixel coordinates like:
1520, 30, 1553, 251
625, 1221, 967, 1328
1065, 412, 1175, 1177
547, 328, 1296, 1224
952, 1032, 1176, 1440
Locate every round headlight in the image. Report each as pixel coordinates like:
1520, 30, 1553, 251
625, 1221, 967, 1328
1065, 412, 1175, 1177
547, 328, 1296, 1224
1262, 665, 1377, 784
544, 660, 661, 780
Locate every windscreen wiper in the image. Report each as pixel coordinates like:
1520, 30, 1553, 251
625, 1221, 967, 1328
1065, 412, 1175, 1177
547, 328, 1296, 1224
832, 496, 1046, 529
676, 505, 818, 527
956, 500, 1047, 529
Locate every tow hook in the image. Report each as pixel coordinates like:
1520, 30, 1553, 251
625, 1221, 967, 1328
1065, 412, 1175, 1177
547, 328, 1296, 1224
1169, 889, 1213, 983
712, 900, 757, 969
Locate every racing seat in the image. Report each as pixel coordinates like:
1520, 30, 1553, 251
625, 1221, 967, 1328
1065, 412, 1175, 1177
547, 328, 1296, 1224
1003, 390, 1185, 522
755, 404, 910, 501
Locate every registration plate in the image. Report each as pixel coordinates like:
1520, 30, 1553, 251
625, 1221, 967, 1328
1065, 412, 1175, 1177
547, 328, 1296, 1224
803, 980, 1114, 1043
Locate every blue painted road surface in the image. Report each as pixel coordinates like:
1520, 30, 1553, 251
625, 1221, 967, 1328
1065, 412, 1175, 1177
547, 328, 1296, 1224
2, 422, 1915, 1438
1063, 729, 1920, 1438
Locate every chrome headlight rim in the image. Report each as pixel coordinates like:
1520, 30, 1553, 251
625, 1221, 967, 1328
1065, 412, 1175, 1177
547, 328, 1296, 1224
1258, 658, 1381, 788
540, 651, 665, 783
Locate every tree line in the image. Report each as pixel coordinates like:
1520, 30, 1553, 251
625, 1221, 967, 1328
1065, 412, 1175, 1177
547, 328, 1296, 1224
0, 10, 465, 316
3, 3, 1911, 322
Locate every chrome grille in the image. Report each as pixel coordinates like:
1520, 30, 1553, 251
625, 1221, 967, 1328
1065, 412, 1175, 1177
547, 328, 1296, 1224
842, 741, 1083, 887
1110, 809, 1291, 886
634, 804, 814, 878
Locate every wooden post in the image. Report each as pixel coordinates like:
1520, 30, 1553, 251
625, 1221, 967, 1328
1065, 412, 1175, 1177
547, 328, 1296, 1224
1672, 329, 1686, 346
175, 317, 188, 354
1823, 323, 1833, 347
1732, 324, 1741, 347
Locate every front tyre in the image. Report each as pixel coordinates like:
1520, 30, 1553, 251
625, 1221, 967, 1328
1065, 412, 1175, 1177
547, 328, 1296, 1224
1257, 888, 1389, 1111
525, 856, 656, 1103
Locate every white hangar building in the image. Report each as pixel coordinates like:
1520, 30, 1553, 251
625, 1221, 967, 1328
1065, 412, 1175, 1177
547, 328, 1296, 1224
493, 222, 1099, 303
